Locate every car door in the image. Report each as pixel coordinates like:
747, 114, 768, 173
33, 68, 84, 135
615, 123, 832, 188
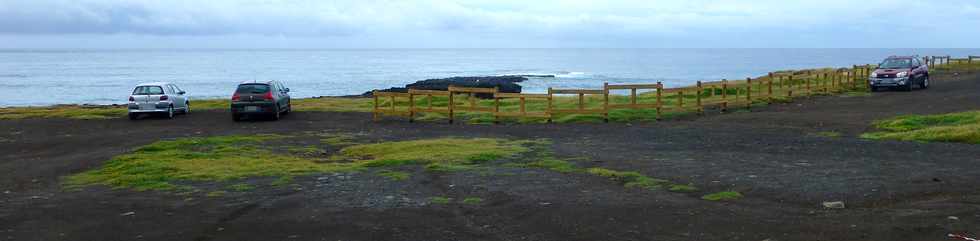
911, 59, 923, 82
171, 84, 187, 109
279, 81, 290, 106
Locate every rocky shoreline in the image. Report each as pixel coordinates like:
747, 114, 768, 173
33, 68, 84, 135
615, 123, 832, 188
353, 75, 554, 98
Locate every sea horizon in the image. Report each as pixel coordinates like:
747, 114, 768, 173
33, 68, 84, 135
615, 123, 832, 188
2, 48, 979, 107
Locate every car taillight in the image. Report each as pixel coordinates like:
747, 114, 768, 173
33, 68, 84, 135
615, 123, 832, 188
232, 93, 240, 101
263, 92, 274, 101
128, 96, 135, 102
159, 95, 168, 101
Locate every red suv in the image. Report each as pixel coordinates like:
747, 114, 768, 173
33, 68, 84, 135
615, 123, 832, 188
869, 56, 929, 91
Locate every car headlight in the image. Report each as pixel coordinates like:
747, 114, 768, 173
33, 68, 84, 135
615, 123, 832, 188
870, 72, 877, 78
896, 71, 908, 78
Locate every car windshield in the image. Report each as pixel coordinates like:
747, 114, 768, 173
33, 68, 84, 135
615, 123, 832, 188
879, 58, 912, 69
236, 84, 270, 94
132, 86, 164, 95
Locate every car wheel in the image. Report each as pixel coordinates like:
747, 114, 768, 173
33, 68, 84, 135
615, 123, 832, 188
166, 105, 175, 119
184, 102, 190, 114
272, 106, 281, 120
901, 81, 913, 92
869, 85, 878, 92
921, 75, 929, 89
129, 113, 139, 120
283, 103, 291, 115
232, 114, 242, 122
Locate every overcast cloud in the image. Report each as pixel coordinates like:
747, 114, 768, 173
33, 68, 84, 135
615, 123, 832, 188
1, 0, 978, 48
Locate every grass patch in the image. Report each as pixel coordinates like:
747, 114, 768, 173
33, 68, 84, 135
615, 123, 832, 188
287, 145, 324, 155
462, 197, 483, 205
424, 163, 476, 172
668, 184, 699, 193
64, 134, 361, 191
466, 153, 502, 164
522, 159, 577, 173
586, 167, 669, 190
377, 170, 410, 181
320, 133, 358, 146
228, 183, 255, 192
206, 191, 227, 197
332, 138, 543, 170
430, 196, 451, 204
0, 106, 126, 120
861, 111, 980, 144
701, 191, 743, 201
812, 131, 842, 138
271, 176, 293, 186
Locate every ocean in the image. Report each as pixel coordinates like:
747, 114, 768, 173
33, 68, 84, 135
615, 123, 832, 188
1, 48, 978, 107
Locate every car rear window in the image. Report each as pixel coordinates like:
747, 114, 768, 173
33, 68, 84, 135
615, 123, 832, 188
133, 86, 164, 95
236, 84, 270, 94
879, 58, 912, 69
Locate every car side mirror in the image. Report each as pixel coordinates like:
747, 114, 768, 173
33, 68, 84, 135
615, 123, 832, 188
284, 88, 290, 92
178, 91, 186, 95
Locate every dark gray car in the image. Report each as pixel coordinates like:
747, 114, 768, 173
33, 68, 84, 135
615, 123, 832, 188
230, 80, 291, 121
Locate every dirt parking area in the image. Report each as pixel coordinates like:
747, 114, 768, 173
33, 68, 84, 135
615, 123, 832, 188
1, 71, 980, 241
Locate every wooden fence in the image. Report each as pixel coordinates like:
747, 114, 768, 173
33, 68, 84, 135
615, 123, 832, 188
372, 65, 875, 123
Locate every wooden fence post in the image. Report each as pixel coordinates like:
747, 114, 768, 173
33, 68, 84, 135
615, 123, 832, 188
678, 90, 684, 109
721, 80, 728, 112
656, 82, 663, 120
546, 88, 553, 123
767, 77, 773, 103
696, 81, 703, 115
603, 83, 610, 123
805, 75, 811, 96
372, 90, 379, 122
409, 92, 415, 122
448, 88, 455, 124
746, 78, 752, 109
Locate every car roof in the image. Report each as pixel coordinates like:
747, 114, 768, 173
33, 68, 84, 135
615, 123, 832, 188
239, 80, 276, 85
135, 82, 173, 87
886, 56, 916, 59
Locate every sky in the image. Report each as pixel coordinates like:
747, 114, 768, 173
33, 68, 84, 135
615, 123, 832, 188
1, 0, 979, 48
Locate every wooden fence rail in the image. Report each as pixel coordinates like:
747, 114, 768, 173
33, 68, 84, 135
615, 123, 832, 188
371, 57, 972, 123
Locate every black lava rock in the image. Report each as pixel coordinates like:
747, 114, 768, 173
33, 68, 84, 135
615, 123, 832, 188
365, 76, 526, 98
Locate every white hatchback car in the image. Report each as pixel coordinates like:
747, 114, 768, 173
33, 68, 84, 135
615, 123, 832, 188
127, 82, 189, 120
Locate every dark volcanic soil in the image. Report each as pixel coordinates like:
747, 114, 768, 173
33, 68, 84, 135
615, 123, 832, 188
2, 71, 980, 241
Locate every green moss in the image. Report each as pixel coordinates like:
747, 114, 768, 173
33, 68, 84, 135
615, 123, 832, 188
377, 170, 410, 181
430, 196, 451, 204
861, 111, 980, 144
333, 138, 541, 166
813, 131, 842, 138
668, 184, 699, 193
271, 176, 293, 186
523, 159, 577, 173
702, 191, 743, 201
206, 191, 227, 197
466, 153, 502, 164
0, 106, 126, 120
228, 183, 255, 192
287, 145, 324, 155
462, 197, 483, 205
320, 133, 358, 146
585, 167, 669, 190
64, 134, 360, 191
424, 163, 475, 172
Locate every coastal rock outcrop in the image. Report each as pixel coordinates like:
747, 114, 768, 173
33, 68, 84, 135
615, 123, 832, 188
363, 76, 526, 98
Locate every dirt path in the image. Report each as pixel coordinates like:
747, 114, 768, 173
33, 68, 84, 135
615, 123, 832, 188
1, 71, 979, 241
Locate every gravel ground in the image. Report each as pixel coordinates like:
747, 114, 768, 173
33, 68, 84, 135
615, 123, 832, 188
1, 71, 979, 241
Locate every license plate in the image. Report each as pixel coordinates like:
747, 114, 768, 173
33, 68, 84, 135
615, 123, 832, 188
245, 106, 260, 112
